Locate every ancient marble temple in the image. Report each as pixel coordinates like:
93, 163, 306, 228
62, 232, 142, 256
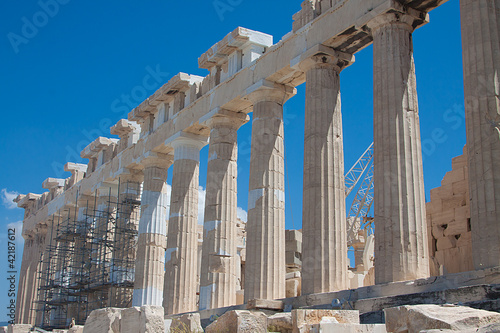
12, 0, 500, 330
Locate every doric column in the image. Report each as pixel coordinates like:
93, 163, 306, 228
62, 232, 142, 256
164, 134, 207, 314
16, 226, 47, 325
460, 0, 500, 270
369, 12, 430, 284
110, 171, 143, 308
300, 46, 353, 294
199, 111, 249, 311
133, 154, 172, 307
244, 80, 295, 302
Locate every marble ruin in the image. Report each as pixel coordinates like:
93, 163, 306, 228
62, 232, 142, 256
11, 0, 500, 331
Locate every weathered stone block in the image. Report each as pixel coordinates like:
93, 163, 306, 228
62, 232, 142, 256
7, 324, 31, 333
139, 306, 164, 333
205, 310, 268, 333
170, 313, 203, 332
292, 310, 360, 333
268, 312, 293, 333
443, 219, 469, 237
286, 278, 301, 298
83, 308, 122, 333
0, 327, 7, 333
120, 307, 141, 333
436, 236, 457, 251
384, 304, 500, 333
309, 323, 387, 333
442, 194, 467, 211
248, 299, 284, 310
285, 230, 302, 242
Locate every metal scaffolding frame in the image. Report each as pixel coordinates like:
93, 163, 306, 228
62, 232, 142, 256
35, 180, 140, 330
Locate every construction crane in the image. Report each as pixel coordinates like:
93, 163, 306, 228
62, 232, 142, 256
344, 143, 375, 247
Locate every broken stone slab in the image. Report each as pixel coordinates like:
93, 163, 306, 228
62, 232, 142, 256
421, 322, 500, 333
292, 310, 360, 333
477, 323, 500, 333
120, 307, 141, 333
68, 326, 84, 333
205, 310, 268, 333
384, 304, 500, 333
170, 313, 203, 332
139, 306, 165, 333
309, 322, 387, 333
268, 312, 293, 333
248, 299, 284, 311
7, 324, 31, 333
83, 308, 122, 333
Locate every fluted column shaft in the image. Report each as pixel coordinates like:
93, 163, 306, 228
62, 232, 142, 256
460, 0, 500, 269
16, 228, 47, 325
370, 13, 429, 284
133, 159, 171, 307
164, 136, 206, 314
302, 55, 348, 294
245, 84, 294, 302
199, 112, 248, 311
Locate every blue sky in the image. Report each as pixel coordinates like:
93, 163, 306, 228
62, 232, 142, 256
0, 0, 465, 324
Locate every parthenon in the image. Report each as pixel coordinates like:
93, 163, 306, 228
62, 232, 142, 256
10, 0, 500, 332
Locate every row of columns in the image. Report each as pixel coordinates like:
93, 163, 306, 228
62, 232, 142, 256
132, 2, 500, 312
17, 0, 499, 322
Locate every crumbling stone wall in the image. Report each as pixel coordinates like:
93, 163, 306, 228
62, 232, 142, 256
426, 146, 473, 275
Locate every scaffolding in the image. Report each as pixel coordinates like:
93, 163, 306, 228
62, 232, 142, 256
35, 180, 141, 330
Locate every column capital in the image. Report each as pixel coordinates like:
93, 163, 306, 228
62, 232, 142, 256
206, 109, 250, 130
245, 79, 296, 104
140, 152, 174, 169
165, 132, 208, 152
116, 168, 144, 184
292, 44, 355, 73
366, 11, 428, 34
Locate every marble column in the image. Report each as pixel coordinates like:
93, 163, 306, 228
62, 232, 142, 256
369, 12, 430, 284
301, 50, 352, 294
199, 111, 248, 311
460, 0, 500, 270
133, 156, 171, 306
15, 227, 47, 325
164, 134, 207, 314
111, 171, 143, 308
244, 81, 295, 302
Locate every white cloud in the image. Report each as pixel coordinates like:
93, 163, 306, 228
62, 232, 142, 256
1, 189, 19, 209
237, 207, 248, 223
